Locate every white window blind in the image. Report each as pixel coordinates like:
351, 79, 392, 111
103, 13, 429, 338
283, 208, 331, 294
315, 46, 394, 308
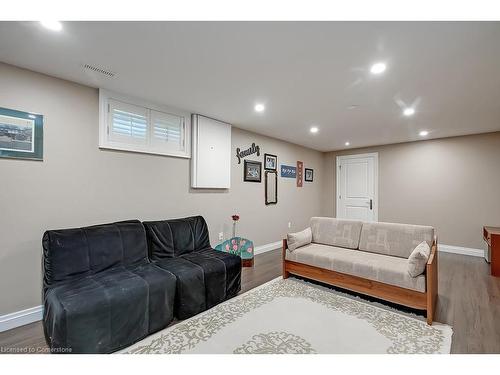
151, 110, 185, 151
100, 91, 190, 158
108, 100, 148, 145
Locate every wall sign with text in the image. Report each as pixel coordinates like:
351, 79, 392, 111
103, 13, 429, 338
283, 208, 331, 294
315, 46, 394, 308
236, 143, 260, 164
280, 165, 296, 178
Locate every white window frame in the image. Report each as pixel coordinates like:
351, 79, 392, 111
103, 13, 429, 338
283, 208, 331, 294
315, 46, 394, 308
99, 89, 191, 159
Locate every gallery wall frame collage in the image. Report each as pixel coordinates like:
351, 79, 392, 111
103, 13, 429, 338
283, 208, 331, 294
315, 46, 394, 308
237, 142, 314, 206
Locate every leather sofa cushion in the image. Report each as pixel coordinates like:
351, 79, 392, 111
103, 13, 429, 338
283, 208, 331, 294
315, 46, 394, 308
359, 221, 434, 258
310, 217, 363, 249
143, 216, 211, 259
43, 220, 148, 287
286, 243, 426, 292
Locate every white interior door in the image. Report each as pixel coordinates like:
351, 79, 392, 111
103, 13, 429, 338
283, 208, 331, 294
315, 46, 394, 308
336, 153, 378, 221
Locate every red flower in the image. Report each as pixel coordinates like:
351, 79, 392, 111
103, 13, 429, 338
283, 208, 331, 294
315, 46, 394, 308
232, 214, 240, 221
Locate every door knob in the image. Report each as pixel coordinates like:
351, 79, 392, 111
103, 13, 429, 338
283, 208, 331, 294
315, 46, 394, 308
369, 199, 373, 210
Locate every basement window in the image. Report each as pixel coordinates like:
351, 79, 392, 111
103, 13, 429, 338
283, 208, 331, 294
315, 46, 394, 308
99, 90, 191, 158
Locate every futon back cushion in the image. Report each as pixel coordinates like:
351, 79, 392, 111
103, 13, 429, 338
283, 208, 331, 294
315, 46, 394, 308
143, 216, 211, 259
43, 220, 148, 287
358, 221, 434, 258
310, 217, 363, 249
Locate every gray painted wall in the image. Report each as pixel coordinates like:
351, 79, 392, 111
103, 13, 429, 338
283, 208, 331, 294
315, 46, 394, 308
323, 132, 500, 250
0, 63, 326, 315
1, 61, 499, 317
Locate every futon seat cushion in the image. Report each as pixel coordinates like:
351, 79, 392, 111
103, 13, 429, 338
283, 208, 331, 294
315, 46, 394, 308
154, 250, 241, 319
180, 252, 226, 309
125, 263, 177, 333
43, 264, 176, 353
154, 257, 206, 320
196, 248, 241, 298
286, 243, 426, 292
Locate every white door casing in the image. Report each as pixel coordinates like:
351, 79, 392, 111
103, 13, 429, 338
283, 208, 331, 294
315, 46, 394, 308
336, 153, 378, 221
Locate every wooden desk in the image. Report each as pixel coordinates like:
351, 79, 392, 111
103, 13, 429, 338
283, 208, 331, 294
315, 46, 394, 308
483, 226, 500, 277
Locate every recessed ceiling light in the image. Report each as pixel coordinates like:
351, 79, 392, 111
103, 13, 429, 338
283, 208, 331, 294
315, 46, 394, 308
254, 103, 265, 113
310, 127, 319, 134
345, 141, 350, 146
419, 130, 429, 137
40, 21, 63, 32
403, 108, 415, 117
370, 62, 386, 75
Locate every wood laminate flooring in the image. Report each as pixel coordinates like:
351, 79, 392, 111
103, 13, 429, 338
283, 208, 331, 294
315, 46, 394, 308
0, 250, 499, 353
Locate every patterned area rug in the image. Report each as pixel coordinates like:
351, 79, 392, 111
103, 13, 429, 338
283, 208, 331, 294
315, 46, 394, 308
122, 277, 452, 354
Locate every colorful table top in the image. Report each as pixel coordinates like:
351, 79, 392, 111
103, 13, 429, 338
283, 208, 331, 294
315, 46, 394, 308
214, 237, 254, 260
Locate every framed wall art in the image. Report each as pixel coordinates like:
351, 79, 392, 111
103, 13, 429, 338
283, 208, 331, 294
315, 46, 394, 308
243, 160, 262, 182
264, 153, 277, 171
265, 170, 278, 205
305, 168, 314, 182
0, 106, 43, 161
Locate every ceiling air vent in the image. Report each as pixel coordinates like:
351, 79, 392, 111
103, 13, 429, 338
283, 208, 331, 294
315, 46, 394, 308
83, 64, 115, 78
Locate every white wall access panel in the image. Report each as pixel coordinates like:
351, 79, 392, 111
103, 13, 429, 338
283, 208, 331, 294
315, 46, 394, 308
191, 114, 232, 189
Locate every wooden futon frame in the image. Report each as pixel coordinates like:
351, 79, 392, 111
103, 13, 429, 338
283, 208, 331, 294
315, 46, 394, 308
282, 236, 438, 325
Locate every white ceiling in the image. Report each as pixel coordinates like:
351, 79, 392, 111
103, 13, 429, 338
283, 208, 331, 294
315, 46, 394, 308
1, 21, 499, 151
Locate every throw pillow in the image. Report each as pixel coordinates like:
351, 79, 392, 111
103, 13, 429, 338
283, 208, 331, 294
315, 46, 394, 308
287, 227, 312, 252
408, 241, 431, 277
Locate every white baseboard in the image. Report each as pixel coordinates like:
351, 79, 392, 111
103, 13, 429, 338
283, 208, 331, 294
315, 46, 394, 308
254, 240, 282, 255
439, 243, 484, 258
0, 242, 283, 333
0, 241, 479, 333
0, 305, 43, 333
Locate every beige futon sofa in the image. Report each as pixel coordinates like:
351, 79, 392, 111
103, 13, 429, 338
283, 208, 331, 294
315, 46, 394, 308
283, 217, 438, 324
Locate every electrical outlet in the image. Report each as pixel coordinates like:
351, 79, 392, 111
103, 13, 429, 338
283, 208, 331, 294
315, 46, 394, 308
288, 222, 291, 229
218, 232, 224, 241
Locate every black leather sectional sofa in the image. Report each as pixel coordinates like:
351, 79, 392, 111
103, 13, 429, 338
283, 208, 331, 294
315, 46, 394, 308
42, 216, 241, 353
